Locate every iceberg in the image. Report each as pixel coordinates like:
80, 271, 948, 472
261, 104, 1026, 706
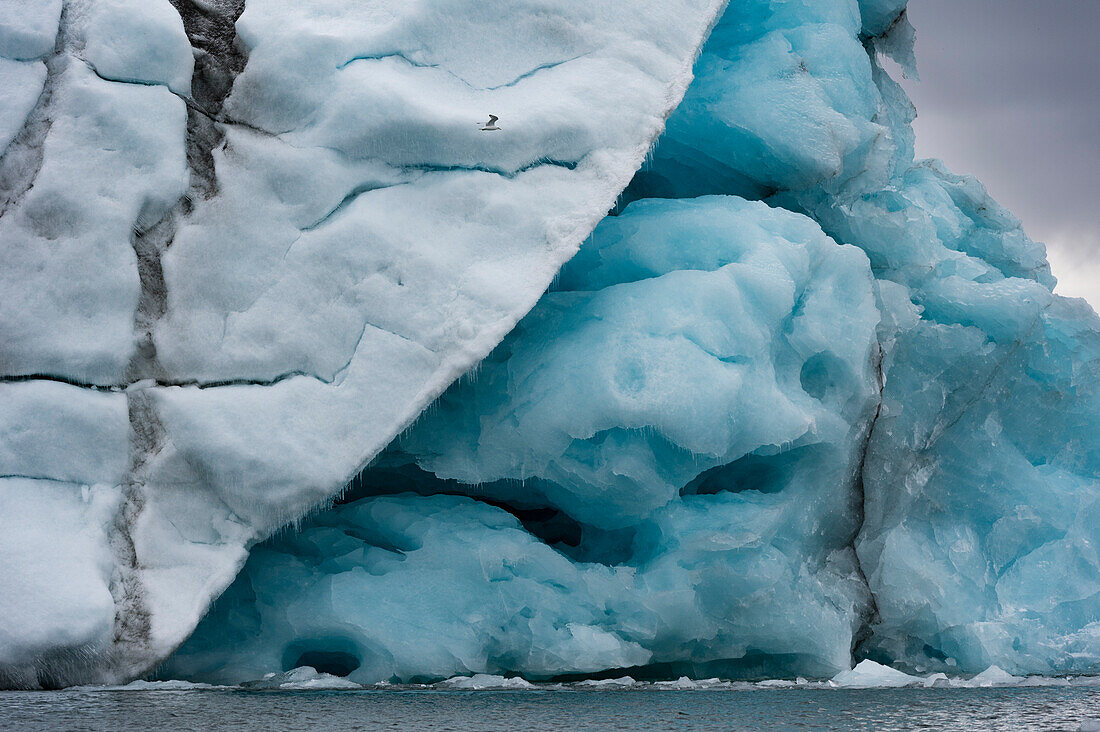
240, 666, 362, 691
1, 0, 1099, 688
437, 675, 536, 691
830, 660, 922, 689
0, 0, 726, 687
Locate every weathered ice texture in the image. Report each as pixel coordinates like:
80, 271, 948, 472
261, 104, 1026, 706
166, 196, 883, 682
3, 0, 1099, 688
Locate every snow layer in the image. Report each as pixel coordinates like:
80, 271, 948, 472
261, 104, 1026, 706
0, 0, 62, 60
0, 0, 727, 688
0, 58, 45, 152
0, 480, 120, 688
82, 0, 194, 95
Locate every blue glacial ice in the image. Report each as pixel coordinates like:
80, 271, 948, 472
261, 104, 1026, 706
2, 0, 1100, 688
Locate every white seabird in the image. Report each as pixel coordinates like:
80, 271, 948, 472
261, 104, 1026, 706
480, 114, 501, 131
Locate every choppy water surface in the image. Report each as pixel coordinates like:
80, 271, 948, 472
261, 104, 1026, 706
3, 684, 1100, 731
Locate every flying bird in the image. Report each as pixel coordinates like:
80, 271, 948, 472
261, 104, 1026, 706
480, 114, 501, 131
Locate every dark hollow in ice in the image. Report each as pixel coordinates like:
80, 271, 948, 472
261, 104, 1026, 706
283, 644, 361, 677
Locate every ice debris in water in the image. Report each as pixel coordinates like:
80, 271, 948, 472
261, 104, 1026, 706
241, 667, 362, 691
967, 666, 1023, 687
65, 679, 226, 692
654, 677, 729, 690
575, 676, 639, 688
830, 661, 924, 689
3, 0, 1100, 690
62, 668, 1100, 693
437, 674, 536, 690
829, 662, 1035, 689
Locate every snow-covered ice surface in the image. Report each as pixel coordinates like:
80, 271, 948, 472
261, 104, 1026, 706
4, 0, 1100, 691
239, 666, 362, 691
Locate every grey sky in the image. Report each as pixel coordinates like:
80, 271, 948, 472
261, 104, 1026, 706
900, 0, 1100, 306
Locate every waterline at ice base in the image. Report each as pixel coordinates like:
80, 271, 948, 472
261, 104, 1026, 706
2, 0, 1099, 689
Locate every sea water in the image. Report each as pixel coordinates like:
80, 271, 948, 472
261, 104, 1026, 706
2, 685, 1099, 731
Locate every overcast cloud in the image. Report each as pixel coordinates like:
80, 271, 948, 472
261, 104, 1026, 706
900, 0, 1100, 307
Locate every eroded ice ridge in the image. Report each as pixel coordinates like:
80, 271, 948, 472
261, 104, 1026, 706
0, 0, 727, 687
3, 0, 1100, 689
165, 0, 1100, 685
